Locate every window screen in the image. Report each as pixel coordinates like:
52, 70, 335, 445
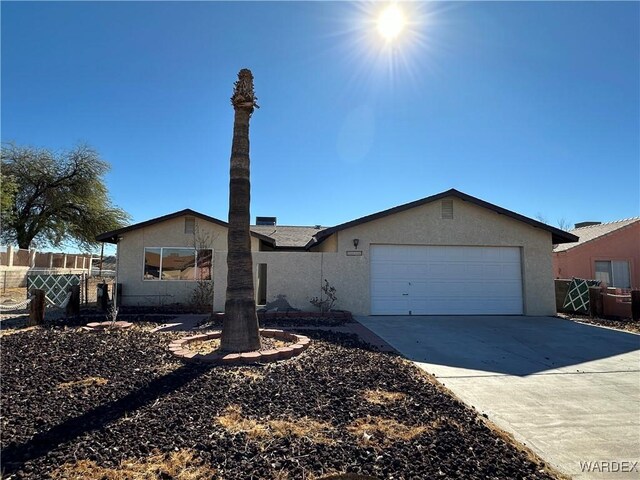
161, 248, 196, 280
144, 248, 161, 280
144, 247, 212, 281
595, 260, 631, 288
196, 249, 213, 281
612, 261, 631, 288
594, 261, 612, 286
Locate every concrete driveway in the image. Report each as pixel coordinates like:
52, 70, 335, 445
356, 315, 640, 479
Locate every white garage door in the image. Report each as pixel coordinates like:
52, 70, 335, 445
371, 245, 523, 315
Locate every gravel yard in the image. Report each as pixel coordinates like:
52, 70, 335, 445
1, 321, 558, 479
558, 313, 640, 334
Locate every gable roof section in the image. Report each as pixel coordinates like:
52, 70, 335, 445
553, 218, 639, 253
96, 209, 276, 246
250, 225, 325, 249
306, 189, 579, 249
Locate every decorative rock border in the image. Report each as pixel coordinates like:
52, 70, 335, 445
169, 329, 311, 365
258, 311, 353, 321
83, 321, 133, 331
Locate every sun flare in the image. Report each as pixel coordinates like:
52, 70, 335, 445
377, 4, 406, 41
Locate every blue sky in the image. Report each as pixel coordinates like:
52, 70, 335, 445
2, 1, 639, 254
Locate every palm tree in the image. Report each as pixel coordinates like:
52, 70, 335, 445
220, 69, 261, 352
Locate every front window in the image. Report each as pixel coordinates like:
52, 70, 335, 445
144, 247, 212, 281
196, 249, 213, 281
595, 260, 630, 288
144, 248, 161, 280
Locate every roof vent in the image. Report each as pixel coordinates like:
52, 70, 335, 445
574, 221, 601, 229
441, 199, 454, 219
256, 216, 277, 226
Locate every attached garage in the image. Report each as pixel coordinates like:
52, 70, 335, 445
371, 245, 523, 315
307, 189, 578, 317
100, 188, 579, 316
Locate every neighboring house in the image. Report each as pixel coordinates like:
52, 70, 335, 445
96, 189, 577, 316
553, 218, 640, 289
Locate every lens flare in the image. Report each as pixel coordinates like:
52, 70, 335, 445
377, 4, 406, 41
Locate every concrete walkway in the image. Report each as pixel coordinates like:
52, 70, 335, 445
356, 315, 640, 479
151, 314, 210, 332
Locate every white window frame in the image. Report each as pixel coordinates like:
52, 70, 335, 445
594, 260, 631, 289
143, 247, 213, 282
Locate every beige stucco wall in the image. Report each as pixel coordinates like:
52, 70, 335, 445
117, 198, 556, 315
116, 215, 259, 306
318, 197, 555, 316
310, 233, 338, 253
215, 197, 555, 316
213, 251, 330, 312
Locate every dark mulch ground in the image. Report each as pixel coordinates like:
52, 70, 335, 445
558, 313, 640, 334
1, 326, 557, 479
0, 313, 177, 332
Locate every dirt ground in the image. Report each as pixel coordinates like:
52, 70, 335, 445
0, 287, 27, 303
0, 277, 115, 307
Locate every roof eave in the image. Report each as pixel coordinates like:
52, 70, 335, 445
307, 189, 580, 247
95, 208, 275, 246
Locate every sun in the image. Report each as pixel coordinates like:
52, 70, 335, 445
377, 4, 406, 41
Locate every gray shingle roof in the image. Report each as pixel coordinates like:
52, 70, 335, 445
553, 218, 640, 252
250, 225, 325, 248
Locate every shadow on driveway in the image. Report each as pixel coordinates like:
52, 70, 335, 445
356, 315, 640, 377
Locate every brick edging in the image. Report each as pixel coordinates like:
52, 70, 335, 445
83, 321, 133, 331
169, 329, 311, 365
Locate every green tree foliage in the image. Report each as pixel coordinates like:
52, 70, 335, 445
0, 143, 130, 249
1, 168, 17, 223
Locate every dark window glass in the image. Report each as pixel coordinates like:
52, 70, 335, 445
144, 248, 162, 280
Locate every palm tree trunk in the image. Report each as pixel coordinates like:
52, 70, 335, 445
221, 69, 261, 352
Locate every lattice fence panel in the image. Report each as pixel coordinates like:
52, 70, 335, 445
27, 273, 84, 307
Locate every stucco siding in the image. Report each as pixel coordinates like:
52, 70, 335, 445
310, 234, 338, 252
553, 222, 640, 288
115, 198, 555, 315
214, 198, 554, 316
116, 216, 252, 306
324, 197, 555, 316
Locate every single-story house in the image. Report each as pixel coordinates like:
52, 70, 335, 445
553, 218, 639, 289
96, 188, 578, 316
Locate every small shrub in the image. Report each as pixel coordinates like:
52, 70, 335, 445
106, 305, 119, 324
190, 280, 214, 313
310, 279, 337, 313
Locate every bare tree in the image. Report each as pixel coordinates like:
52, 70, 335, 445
534, 213, 548, 225
556, 218, 572, 231
220, 69, 261, 352
190, 222, 215, 313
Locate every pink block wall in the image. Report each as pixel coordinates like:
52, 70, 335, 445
553, 222, 640, 289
